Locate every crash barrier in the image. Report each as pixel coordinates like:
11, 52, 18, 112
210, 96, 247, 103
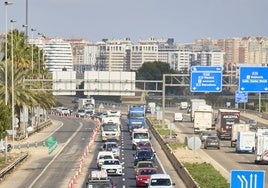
68, 117, 101, 188
146, 118, 199, 188
0, 152, 28, 179
15, 120, 52, 141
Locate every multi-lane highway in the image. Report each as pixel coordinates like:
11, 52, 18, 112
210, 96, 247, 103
166, 108, 268, 187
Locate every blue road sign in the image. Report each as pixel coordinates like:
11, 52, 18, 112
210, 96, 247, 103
230, 170, 265, 188
239, 66, 268, 92
235, 91, 248, 103
190, 66, 222, 92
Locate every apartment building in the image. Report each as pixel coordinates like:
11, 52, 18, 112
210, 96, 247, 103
33, 38, 73, 72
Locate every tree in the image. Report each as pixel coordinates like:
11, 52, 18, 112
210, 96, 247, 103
0, 101, 11, 140
0, 29, 55, 134
136, 61, 175, 80
136, 61, 176, 93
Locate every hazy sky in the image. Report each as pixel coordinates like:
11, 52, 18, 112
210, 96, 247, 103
1, 0, 267, 43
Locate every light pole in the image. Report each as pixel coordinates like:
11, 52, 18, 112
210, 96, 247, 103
31, 28, 36, 74
4, 1, 13, 163
5, 1, 13, 105
10, 19, 16, 149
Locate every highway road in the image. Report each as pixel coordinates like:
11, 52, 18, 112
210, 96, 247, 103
165, 108, 268, 187
1, 106, 186, 187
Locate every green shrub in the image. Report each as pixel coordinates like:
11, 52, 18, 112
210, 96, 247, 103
184, 162, 229, 188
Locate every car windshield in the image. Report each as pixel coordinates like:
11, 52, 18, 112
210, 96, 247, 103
137, 151, 152, 157
139, 169, 157, 175
103, 160, 120, 165
99, 155, 113, 160
150, 178, 171, 186
134, 133, 149, 139
207, 136, 218, 140
137, 162, 154, 168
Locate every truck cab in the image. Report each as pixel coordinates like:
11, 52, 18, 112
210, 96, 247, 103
131, 129, 150, 150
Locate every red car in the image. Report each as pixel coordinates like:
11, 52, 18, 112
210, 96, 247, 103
136, 141, 152, 150
135, 167, 157, 187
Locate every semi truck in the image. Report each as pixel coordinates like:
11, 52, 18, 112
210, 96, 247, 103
190, 99, 206, 122
236, 131, 255, 153
231, 123, 250, 147
193, 105, 213, 133
216, 109, 240, 140
127, 105, 145, 132
255, 133, 268, 164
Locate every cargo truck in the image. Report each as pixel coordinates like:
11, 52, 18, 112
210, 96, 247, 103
193, 105, 213, 133
190, 99, 206, 122
236, 131, 255, 153
86, 170, 117, 188
216, 109, 240, 140
255, 133, 268, 164
127, 105, 145, 132
231, 123, 250, 147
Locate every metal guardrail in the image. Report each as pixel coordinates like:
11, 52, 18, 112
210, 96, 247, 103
0, 152, 29, 179
146, 118, 199, 188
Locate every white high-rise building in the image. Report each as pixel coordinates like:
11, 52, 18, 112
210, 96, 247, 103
32, 38, 73, 72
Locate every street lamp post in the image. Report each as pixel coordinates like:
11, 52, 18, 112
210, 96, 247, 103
4, 1, 13, 163
5, 1, 13, 105
10, 19, 16, 149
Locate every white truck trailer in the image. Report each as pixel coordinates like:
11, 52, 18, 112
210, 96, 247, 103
236, 131, 255, 153
193, 105, 213, 133
231, 123, 250, 147
255, 133, 268, 164
190, 99, 206, 122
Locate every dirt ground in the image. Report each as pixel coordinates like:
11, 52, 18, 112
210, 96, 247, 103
174, 146, 205, 164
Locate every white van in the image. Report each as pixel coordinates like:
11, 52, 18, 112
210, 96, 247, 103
147, 174, 175, 188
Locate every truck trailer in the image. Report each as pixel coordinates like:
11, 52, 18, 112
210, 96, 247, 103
236, 131, 255, 153
216, 109, 240, 140
255, 133, 268, 164
193, 105, 213, 133
231, 123, 250, 147
190, 99, 206, 122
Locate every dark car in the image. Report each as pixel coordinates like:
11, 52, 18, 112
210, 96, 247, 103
133, 149, 155, 166
204, 136, 220, 149
247, 119, 258, 130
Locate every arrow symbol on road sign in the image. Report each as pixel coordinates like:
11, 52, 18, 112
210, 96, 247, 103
241, 87, 245, 91
216, 87, 220, 90
265, 87, 268, 91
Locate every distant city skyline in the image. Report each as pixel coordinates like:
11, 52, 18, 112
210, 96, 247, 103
1, 0, 267, 43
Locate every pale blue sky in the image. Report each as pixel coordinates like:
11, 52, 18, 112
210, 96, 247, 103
1, 0, 267, 43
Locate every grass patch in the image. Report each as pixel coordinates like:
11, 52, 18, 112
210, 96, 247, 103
168, 142, 185, 150
184, 162, 229, 188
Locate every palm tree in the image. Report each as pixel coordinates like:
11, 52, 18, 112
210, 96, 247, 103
0, 29, 55, 133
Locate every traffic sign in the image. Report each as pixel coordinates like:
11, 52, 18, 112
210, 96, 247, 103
190, 66, 222, 92
230, 170, 265, 188
235, 90, 248, 103
239, 66, 268, 92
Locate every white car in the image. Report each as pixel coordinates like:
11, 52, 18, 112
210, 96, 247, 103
96, 151, 114, 169
101, 159, 124, 176
56, 107, 70, 115
147, 174, 175, 188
